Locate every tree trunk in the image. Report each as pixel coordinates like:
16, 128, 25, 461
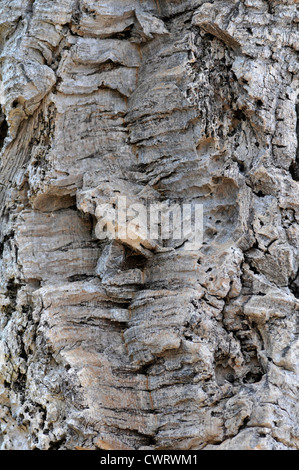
0, 0, 298, 450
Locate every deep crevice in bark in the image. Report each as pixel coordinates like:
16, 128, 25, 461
0, 109, 8, 150
289, 103, 299, 181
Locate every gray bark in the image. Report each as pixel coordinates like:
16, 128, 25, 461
0, 0, 298, 450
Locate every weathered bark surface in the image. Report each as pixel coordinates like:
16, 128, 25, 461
0, 0, 298, 450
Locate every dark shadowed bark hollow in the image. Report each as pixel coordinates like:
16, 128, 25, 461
0, 0, 298, 450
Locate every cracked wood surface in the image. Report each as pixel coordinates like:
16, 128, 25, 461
0, 0, 298, 450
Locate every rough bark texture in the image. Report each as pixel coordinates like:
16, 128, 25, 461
0, 0, 298, 450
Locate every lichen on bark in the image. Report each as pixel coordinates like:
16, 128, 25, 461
0, 0, 298, 450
